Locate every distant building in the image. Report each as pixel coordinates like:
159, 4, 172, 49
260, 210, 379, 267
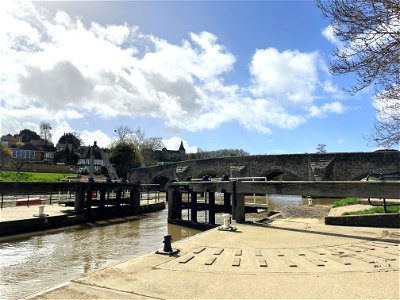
77, 146, 104, 172
11, 142, 56, 161
141, 141, 186, 166
1, 134, 21, 147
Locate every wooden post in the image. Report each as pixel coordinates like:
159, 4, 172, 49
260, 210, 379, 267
99, 189, 106, 210
208, 191, 215, 225
223, 190, 231, 214
167, 189, 174, 222
235, 193, 245, 223
232, 181, 237, 219
190, 190, 197, 222
168, 187, 182, 222
232, 181, 245, 222
115, 189, 122, 208
175, 189, 182, 221
130, 187, 140, 214
74, 183, 85, 213
85, 188, 92, 216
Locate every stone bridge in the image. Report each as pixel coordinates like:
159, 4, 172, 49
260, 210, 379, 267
130, 151, 400, 189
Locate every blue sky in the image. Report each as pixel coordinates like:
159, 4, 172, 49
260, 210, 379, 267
1, 1, 378, 154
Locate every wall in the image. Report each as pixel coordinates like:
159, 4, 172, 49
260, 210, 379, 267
130, 151, 400, 186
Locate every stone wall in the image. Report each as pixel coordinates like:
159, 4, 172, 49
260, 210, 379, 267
130, 151, 400, 188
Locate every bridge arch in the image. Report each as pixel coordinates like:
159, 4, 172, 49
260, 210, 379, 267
261, 169, 301, 181
151, 175, 171, 191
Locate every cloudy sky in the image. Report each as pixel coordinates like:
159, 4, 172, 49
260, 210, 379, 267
1, 1, 378, 154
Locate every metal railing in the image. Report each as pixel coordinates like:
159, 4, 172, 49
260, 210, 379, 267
140, 184, 161, 204
366, 172, 400, 213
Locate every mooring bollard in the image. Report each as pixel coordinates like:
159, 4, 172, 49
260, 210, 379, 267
38, 205, 45, 217
33, 205, 48, 217
156, 235, 179, 255
218, 213, 237, 231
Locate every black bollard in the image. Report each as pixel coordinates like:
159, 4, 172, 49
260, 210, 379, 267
156, 235, 179, 255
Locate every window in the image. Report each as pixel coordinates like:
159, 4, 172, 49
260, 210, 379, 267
12, 150, 34, 159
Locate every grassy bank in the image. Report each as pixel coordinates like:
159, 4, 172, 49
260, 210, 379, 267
332, 197, 360, 208
0, 171, 75, 182
343, 205, 400, 215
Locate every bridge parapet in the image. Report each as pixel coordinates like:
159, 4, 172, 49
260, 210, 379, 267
131, 151, 400, 188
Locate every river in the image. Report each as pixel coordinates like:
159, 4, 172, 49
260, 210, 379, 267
0, 209, 201, 300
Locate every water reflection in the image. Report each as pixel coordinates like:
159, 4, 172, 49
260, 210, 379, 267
0, 209, 200, 300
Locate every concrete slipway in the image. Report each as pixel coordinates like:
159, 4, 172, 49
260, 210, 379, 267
29, 217, 399, 299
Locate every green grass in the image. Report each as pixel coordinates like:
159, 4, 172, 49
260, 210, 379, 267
343, 205, 400, 215
332, 197, 360, 208
0, 171, 76, 182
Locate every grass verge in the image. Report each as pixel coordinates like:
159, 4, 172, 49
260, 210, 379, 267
0, 171, 75, 182
332, 197, 360, 208
342, 205, 400, 215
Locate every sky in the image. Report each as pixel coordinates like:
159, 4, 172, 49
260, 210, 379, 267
0, 0, 381, 154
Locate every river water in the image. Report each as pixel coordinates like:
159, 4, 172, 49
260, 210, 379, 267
0, 195, 335, 299
0, 209, 200, 300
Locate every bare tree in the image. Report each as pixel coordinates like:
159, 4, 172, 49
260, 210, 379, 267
140, 137, 164, 150
316, 0, 400, 147
316, 144, 327, 153
188, 148, 250, 159
114, 125, 133, 143
14, 159, 25, 181
114, 126, 164, 150
370, 86, 400, 147
39, 121, 52, 145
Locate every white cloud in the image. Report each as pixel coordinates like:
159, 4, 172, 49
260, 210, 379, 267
321, 25, 342, 47
162, 136, 198, 153
1, 1, 347, 140
308, 101, 346, 118
80, 129, 113, 148
249, 48, 320, 105
52, 121, 75, 145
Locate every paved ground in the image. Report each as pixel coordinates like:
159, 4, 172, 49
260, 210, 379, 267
28, 217, 400, 299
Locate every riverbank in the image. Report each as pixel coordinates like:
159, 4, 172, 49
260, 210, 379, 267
29, 217, 400, 299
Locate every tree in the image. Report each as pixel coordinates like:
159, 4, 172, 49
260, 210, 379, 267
113, 126, 164, 150
39, 121, 52, 145
109, 142, 144, 179
17, 129, 40, 143
188, 148, 250, 159
369, 87, 400, 147
114, 125, 132, 143
316, 144, 327, 153
58, 132, 82, 150
316, 0, 400, 147
53, 148, 80, 165
14, 159, 25, 181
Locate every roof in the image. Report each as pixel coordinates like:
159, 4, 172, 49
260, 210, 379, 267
179, 141, 185, 151
17, 143, 41, 151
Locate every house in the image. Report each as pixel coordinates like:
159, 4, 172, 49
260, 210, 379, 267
1, 134, 21, 147
141, 141, 187, 166
77, 146, 105, 172
11, 142, 56, 161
